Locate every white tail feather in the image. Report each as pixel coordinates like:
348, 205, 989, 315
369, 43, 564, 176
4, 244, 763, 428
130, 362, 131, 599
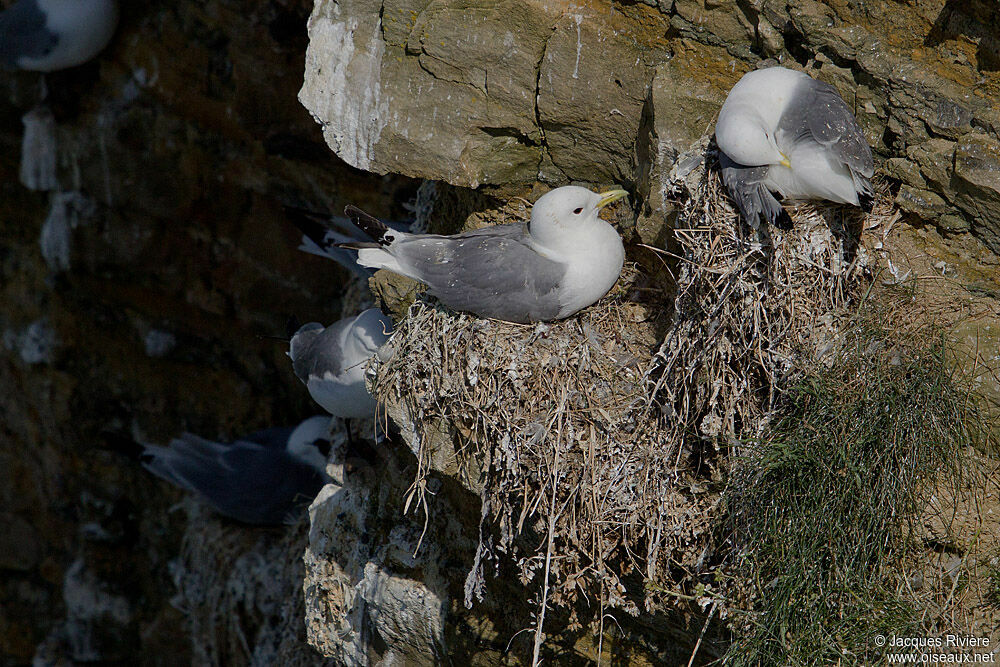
357, 247, 405, 274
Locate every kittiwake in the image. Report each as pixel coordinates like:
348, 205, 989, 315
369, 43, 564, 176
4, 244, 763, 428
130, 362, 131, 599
715, 66, 874, 228
340, 185, 629, 323
288, 308, 394, 419
0, 0, 118, 72
140, 415, 333, 526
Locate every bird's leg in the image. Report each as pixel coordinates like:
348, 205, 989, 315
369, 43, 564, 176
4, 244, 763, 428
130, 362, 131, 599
342, 418, 359, 476
344, 418, 355, 448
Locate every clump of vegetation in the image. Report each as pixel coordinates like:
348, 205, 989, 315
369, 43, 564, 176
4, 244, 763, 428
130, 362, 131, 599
721, 298, 976, 665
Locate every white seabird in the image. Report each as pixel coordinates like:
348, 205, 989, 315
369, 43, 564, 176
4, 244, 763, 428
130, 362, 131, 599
288, 308, 394, 419
715, 66, 874, 228
0, 0, 118, 72
140, 415, 333, 526
340, 185, 629, 323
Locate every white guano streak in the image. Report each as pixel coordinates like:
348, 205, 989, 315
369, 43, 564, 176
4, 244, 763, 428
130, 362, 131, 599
299, 9, 389, 172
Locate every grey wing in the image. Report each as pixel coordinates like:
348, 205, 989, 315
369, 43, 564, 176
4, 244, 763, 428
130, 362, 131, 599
782, 78, 875, 178
142, 435, 324, 525
719, 151, 792, 229
393, 225, 567, 323
290, 322, 346, 383
0, 0, 58, 67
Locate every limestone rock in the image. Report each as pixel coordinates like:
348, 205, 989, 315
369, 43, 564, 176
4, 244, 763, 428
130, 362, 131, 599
303, 446, 475, 666
937, 214, 970, 234
301, 0, 666, 188
896, 185, 950, 219
953, 133, 1000, 251
535, 6, 663, 185
671, 0, 755, 58
300, 0, 546, 187
907, 139, 956, 193
884, 158, 926, 188
635, 41, 746, 242
369, 269, 423, 322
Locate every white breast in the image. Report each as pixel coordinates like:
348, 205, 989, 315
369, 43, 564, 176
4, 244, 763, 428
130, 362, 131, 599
555, 222, 624, 319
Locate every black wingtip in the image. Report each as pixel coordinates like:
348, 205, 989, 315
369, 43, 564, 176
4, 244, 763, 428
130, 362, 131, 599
334, 241, 380, 250
344, 205, 392, 243
858, 192, 874, 213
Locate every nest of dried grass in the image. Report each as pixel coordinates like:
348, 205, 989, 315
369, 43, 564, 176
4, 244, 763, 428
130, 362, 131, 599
647, 144, 892, 454
371, 142, 897, 643
373, 265, 706, 625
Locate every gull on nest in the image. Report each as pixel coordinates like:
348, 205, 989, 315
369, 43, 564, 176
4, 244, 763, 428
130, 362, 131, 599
715, 66, 874, 228
288, 308, 394, 420
338, 185, 629, 324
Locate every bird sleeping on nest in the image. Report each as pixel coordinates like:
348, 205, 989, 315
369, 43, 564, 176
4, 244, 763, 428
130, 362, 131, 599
714, 66, 874, 228
338, 185, 629, 324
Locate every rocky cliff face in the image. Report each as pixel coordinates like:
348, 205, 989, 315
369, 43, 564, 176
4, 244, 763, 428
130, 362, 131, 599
0, 0, 412, 663
300, 0, 1000, 252
298, 0, 1000, 663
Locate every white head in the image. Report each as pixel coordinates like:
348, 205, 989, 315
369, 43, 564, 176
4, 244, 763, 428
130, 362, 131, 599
21, 0, 119, 72
286, 415, 333, 473
527, 185, 628, 250
715, 108, 789, 168
288, 322, 323, 363
350, 308, 394, 349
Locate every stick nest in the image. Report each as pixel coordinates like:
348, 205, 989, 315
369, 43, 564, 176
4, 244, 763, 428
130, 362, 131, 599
371, 146, 897, 628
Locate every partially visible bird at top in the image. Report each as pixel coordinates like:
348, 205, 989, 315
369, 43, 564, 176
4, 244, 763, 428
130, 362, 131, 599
140, 415, 333, 526
714, 66, 874, 229
338, 185, 629, 324
288, 308, 394, 420
0, 0, 119, 72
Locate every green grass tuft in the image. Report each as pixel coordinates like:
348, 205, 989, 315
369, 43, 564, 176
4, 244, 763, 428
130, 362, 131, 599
721, 299, 975, 666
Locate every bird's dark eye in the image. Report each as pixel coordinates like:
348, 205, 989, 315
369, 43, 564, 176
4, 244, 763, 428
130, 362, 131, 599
573, 207, 583, 215
314, 439, 332, 457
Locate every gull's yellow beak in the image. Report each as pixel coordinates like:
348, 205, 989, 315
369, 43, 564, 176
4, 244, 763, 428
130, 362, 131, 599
779, 153, 792, 169
596, 188, 629, 209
